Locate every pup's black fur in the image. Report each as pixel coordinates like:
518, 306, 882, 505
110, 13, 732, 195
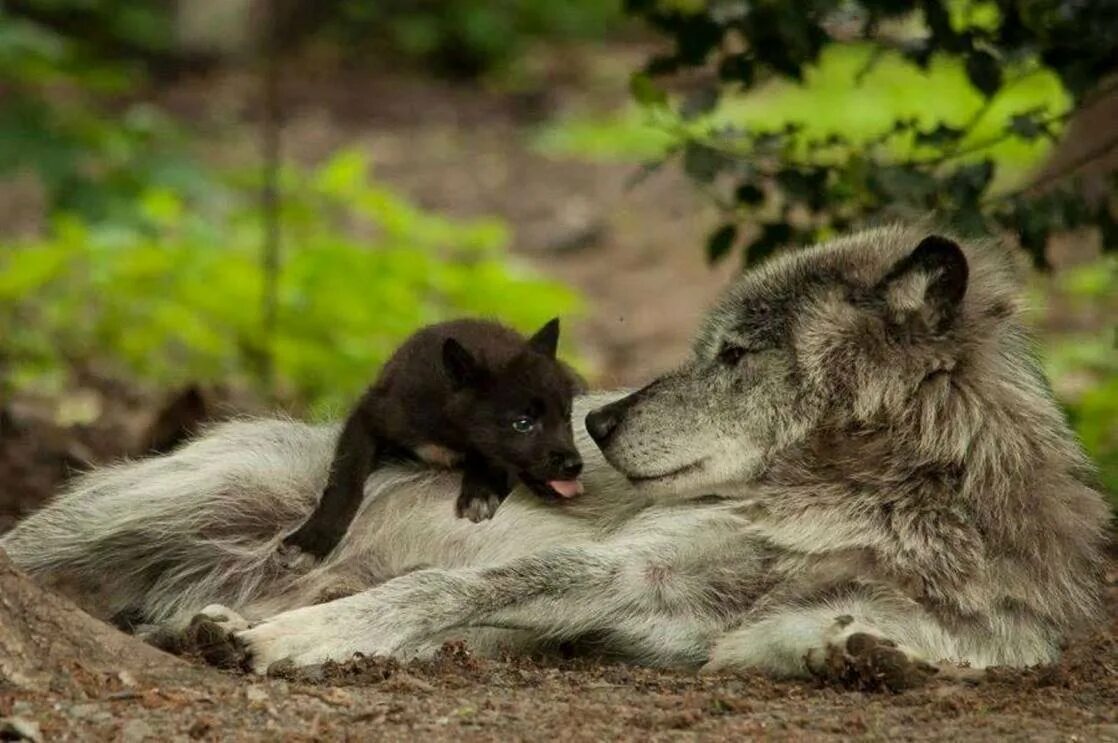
283, 318, 584, 559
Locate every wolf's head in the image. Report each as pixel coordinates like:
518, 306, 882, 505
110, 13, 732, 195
444, 318, 585, 499
586, 225, 1035, 497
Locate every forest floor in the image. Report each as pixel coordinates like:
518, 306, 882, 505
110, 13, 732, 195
2, 47, 1117, 740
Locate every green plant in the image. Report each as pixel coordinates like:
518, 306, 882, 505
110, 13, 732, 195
0, 149, 581, 415
0, 6, 211, 224
1037, 257, 1118, 500
623, 0, 1118, 268
326, 0, 623, 76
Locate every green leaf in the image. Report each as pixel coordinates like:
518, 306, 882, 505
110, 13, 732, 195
746, 222, 793, 266
644, 54, 681, 76
964, 49, 1003, 97
734, 182, 765, 206
706, 223, 737, 264
314, 148, 370, 195
717, 54, 754, 85
944, 160, 995, 204
868, 166, 939, 206
1007, 112, 1046, 141
629, 72, 668, 107
915, 124, 965, 148
673, 15, 723, 65
680, 85, 719, 120
0, 243, 73, 299
683, 141, 727, 183
775, 168, 828, 211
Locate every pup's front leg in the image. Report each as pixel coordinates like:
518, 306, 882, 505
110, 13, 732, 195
455, 459, 511, 522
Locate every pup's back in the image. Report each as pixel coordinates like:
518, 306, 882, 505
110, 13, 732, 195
378, 319, 537, 396
373, 319, 566, 450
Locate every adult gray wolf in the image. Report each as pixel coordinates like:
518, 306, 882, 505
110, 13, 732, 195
1, 225, 1109, 689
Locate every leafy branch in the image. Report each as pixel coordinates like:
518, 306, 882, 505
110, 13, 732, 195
624, 0, 1118, 268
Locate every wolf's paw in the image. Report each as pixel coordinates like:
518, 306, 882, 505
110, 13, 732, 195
312, 577, 366, 605
179, 605, 252, 669
234, 604, 368, 674
806, 616, 938, 692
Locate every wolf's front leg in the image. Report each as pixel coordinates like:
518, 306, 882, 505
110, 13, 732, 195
702, 596, 961, 690
234, 545, 625, 673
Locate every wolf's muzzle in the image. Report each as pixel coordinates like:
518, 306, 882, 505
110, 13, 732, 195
586, 396, 632, 446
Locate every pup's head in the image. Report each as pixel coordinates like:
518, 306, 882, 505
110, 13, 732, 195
586, 226, 1021, 497
443, 318, 585, 500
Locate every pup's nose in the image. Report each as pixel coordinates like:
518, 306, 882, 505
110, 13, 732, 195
586, 404, 622, 445
550, 452, 583, 478
561, 455, 582, 478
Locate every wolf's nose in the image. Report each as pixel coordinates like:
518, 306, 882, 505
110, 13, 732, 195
586, 405, 621, 445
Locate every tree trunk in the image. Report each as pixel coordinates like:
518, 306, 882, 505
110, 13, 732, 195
0, 550, 210, 692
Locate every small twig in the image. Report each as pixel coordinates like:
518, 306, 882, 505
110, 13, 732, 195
985, 129, 1118, 204
912, 109, 1073, 167
260, 0, 282, 400
1079, 75, 1118, 110
853, 44, 887, 85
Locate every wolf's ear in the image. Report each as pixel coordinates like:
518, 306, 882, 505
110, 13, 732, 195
528, 318, 560, 358
443, 338, 481, 388
876, 235, 968, 331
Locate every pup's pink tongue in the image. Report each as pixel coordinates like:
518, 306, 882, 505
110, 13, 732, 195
548, 479, 583, 498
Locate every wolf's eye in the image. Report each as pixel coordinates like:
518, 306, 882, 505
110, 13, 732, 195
512, 416, 535, 433
717, 344, 747, 366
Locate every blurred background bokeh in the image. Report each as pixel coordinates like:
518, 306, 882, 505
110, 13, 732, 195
0, 0, 1114, 530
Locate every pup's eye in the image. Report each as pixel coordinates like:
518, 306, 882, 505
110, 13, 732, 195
718, 344, 747, 366
511, 416, 535, 433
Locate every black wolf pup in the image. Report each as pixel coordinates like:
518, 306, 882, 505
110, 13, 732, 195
283, 318, 585, 559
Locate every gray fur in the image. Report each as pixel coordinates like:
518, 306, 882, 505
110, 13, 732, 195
2, 224, 1109, 683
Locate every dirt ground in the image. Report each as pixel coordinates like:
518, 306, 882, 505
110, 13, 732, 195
2, 52, 1117, 740
0, 563, 1115, 741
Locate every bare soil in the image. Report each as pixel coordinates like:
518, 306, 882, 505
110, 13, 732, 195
0, 564, 1115, 741
2, 52, 1117, 740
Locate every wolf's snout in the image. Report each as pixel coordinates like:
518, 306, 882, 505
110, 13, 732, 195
586, 398, 630, 446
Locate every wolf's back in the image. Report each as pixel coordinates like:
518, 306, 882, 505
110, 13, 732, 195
0, 418, 334, 625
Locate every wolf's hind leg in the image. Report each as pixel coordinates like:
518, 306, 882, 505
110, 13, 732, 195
702, 595, 958, 691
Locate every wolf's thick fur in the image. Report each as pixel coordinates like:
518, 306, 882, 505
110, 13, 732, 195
2, 225, 1109, 683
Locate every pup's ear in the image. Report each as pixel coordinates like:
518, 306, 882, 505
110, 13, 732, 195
442, 338, 481, 387
528, 318, 560, 358
876, 235, 968, 331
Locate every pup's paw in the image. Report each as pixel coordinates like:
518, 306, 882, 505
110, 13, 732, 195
457, 493, 502, 523
805, 616, 938, 692
275, 542, 318, 572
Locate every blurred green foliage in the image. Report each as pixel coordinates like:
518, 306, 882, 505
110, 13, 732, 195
329, 0, 623, 75
623, 0, 1118, 269
1034, 258, 1118, 500
534, 43, 1068, 180
0, 4, 582, 415
0, 149, 580, 415
0, 6, 212, 224
3, 0, 624, 80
